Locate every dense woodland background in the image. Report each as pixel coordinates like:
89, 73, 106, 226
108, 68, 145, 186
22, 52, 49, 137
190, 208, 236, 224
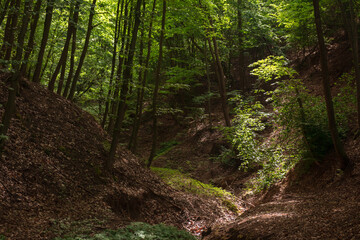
1, 0, 360, 239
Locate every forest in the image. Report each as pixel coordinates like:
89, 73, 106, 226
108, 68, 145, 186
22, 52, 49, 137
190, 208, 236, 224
1, 0, 360, 239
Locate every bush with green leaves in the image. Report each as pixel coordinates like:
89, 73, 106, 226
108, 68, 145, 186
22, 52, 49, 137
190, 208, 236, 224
220, 96, 268, 169
55, 222, 196, 240
240, 55, 357, 192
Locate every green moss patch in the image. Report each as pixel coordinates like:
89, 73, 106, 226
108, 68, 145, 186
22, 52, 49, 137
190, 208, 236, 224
54, 222, 196, 240
152, 167, 239, 213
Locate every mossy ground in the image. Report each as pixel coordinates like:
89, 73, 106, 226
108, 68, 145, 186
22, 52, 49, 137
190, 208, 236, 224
151, 167, 240, 213
54, 222, 196, 240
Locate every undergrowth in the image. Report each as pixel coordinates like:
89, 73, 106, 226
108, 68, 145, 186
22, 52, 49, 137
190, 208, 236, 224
54, 222, 196, 240
152, 167, 239, 213
218, 56, 356, 194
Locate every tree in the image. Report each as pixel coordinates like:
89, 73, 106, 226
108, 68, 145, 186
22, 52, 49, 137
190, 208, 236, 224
0, 0, 32, 156
128, 0, 156, 153
337, 0, 360, 131
68, 0, 97, 101
0, 0, 20, 62
147, 0, 166, 168
312, 0, 352, 171
101, 0, 124, 128
48, 0, 77, 92
62, 0, 80, 97
21, 0, 42, 76
237, 0, 246, 90
107, 0, 143, 170
32, 0, 55, 83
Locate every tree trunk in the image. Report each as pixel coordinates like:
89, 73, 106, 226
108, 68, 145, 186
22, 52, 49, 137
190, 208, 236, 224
204, 40, 212, 128
128, 0, 156, 153
208, 34, 231, 127
238, 0, 246, 91
0, 0, 20, 62
67, 0, 97, 101
107, 0, 143, 170
147, 0, 166, 168
48, 1, 75, 92
32, 0, 54, 83
63, 0, 80, 97
0, 0, 11, 27
101, 0, 124, 128
106, 0, 131, 133
312, 0, 352, 171
0, 0, 32, 156
21, 0, 42, 76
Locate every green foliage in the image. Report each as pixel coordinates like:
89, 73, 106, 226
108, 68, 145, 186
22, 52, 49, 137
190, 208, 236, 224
155, 140, 180, 158
0, 134, 8, 141
152, 167, 239, 213
54, 222, 196, 240
0, 235, 6, 240
240, 55, 357, 192
220, 96, 268, 169
50, 218, 106, 239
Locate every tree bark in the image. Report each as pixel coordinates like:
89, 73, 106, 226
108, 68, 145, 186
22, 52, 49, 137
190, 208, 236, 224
101, 0, 124, 128
128, 0, 156, 153
0, 0, 20, 62
21, 0, 42, 76
107, 0, 143, 170
48, 1, 76, 92
312, 0, 352, 171
32, 0, 54, 83
238, 0, 246, 91
0, 0, 11, 27
147, 0, 166, 168
67, 0, 97, 101
209, 34, 231, 127
62, 0, 80, 97
106, 0, 131, 133
0, 0, 32, 156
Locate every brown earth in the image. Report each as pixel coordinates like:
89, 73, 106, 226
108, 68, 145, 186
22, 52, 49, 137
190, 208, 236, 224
0, 75, 235, 239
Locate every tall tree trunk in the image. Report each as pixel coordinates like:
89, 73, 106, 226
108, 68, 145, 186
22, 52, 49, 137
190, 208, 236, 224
63, 0, 80, 97
101, 0, 124, 128
207, 33, 231, 127
0, 0, 11, 27
312, 0, 352, 171
348, 0, 360, 131
0, 0, 20, 62
32, 0, 54, 83
0, 0, 32, 156
238, 0, 246, 91
107, 0, 131, 133
67, 0, 97, 101
147, 0, 166, 168
204, 40, 212, 128
48, 1, 75, 92
128, 0, 156, 153
21, 0, 42, 76
107, 0, 143, 170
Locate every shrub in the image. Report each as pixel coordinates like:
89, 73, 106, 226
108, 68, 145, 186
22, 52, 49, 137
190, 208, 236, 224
55, 222, 196, 240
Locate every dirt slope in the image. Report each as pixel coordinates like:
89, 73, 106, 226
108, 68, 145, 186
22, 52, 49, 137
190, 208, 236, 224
0, 76, 233, 239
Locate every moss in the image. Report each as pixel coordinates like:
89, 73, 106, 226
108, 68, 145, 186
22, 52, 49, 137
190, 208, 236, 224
152, 167, 239, 213
102, 140, 111, 152
154, 140, 179, 160
54, 222, 196, 240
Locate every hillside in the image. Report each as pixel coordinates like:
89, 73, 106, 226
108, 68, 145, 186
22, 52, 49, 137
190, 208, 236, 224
201, 34, 360, 239
0, 75, 235, 239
